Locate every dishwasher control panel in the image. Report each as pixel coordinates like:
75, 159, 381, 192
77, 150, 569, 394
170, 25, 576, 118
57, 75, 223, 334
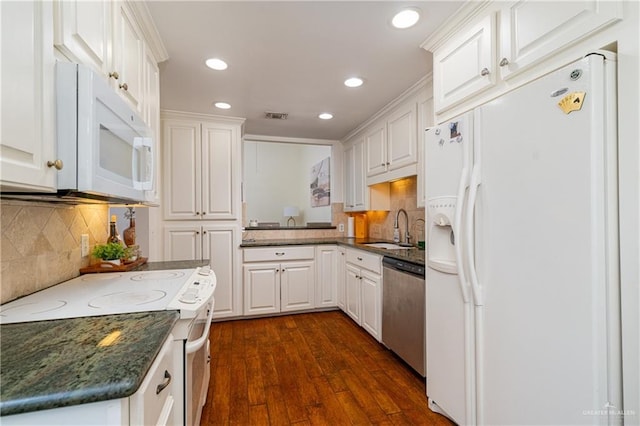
382, 257, 425, 277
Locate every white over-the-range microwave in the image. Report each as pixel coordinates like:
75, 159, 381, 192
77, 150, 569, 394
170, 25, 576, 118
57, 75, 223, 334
56, 62, 154, 204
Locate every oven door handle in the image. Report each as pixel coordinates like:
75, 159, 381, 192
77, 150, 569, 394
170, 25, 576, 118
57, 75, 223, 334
185, 299, 215, 354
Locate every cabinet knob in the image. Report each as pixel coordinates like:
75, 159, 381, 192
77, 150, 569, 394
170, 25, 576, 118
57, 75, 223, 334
46, 159, 63, 170
201, 212, 206, 216
386, 162, 390, 166
109, 71, 119, 80
357, 257, 363, 261
275, 252, 285, 256
119, 82, 129, 91
196, 231, 200, 235
381, 162, 385, 166
480, 68, 490, 76
195, 212, 200, 216
499, 58, 510, 67
203, 231, 207, 234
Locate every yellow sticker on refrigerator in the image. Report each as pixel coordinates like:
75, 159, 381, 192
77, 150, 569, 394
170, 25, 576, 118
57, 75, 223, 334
558, 92, 586, 114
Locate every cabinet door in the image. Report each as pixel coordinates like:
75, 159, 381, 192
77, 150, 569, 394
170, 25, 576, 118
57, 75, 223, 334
343, 144, 355, 211
417, 93, 434, 208
315, 246, 338, 308
337, 247, 346, 310
365, 122, 387, 177
244, 263, 280, 315
0, 0, 56, 192
163, 120, 202, 220
433, 14, 495, 113
143, 47, 160, 203
201, 123, 239, 220
280, 260, 315, 312
345, 264, 361, 324
112, 2, 144, 113
361, 269, 382, 341
499, 0, 622, 80
163, 225, 201, 261
387, 103, 417, 171
202, 224, 241, 318
353, 139, 367, 211
53, 0, 111, 76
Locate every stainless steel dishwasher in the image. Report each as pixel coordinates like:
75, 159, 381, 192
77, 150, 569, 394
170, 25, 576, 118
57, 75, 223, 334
382, 256, 426, 376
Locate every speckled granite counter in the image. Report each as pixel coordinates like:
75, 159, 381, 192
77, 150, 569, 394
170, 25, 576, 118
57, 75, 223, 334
135, 259, 210, 271
240, 237, 425, 266
0, 311, 179, 416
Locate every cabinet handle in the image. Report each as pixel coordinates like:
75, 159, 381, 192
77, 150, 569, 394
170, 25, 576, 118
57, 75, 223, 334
275, 252, 285, 256
357, 257, 363, 261
480, 68, 490, 76
47, 159, 63, 170
156, 370, 172, 395
109, 71, 119, 80
119, 82, 129, 91
499, 58, 510, 67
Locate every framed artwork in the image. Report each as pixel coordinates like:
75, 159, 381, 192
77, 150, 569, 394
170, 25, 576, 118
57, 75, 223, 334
310, 157, 330, 207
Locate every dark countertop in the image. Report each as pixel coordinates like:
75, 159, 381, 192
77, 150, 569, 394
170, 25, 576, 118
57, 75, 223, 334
240, 237, 425, 266
136, 259, 210, 271
0, 311, 179, 416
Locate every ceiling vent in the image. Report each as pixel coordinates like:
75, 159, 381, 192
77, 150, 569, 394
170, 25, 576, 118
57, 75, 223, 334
265, 111, 288, 120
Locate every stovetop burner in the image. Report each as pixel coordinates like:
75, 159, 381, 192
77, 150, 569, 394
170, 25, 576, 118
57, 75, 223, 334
89, 290, 168, 309
130, 271, 186, 281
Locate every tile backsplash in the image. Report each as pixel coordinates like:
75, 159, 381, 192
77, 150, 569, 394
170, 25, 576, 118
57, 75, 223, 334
0, 200, 108, 304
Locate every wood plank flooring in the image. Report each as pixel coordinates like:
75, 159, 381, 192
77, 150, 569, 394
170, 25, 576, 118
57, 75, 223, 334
201, 310, 454, 425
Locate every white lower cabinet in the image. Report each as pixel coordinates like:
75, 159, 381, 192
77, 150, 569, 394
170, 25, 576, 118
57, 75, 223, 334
337, 246, 346, 310
315, 245, 340, 308
163, 223, 241, 319
2, 335, 178, 426
344, 248, 383, 341
243, 246, 315, 316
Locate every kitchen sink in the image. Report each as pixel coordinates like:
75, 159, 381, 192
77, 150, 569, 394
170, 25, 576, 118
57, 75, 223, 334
363, 243, 413, 250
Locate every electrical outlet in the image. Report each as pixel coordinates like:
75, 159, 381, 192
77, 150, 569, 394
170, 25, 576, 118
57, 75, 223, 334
338, 223, 345, 233
81, 234, 89, 257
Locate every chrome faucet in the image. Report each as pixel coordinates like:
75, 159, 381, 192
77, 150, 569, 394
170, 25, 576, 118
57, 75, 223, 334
394, 208, 411, 245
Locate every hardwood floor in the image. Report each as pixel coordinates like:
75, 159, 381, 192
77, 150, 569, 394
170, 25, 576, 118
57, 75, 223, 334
201, 310, 454, 425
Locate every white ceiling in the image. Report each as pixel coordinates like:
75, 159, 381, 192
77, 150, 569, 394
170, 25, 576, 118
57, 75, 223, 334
147, 1, 464, 141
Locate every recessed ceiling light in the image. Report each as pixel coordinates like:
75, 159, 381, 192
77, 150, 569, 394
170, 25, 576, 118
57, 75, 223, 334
205, 58, 228, 70
318, 113, 333, 120
344, 77, 364, 88
214, 102, 231, 109
392, 8, 420, 29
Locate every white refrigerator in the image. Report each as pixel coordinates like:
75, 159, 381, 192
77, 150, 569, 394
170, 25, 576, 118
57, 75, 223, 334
425, 52, 622, 425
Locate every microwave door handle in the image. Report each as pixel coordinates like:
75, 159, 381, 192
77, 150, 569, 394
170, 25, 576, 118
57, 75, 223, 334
185, 299, 215, 354
132, 137, 154, 190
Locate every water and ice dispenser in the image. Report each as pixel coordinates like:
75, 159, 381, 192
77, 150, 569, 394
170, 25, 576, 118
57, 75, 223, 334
427, 196, 458, 274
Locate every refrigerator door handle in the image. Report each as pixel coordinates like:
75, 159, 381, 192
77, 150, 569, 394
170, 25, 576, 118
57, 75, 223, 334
466, 164, 483, 306
454, 167, 471, 303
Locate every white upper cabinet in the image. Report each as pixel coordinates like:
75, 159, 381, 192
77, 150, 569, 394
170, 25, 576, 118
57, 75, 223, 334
365, 99, 418, 184
432, 14, 496, 114
163, 115, 243, 221
1, 0, 57, 192
112, 2, 144, 113
498, 0, 623, 80
53, 0, 111, 75
425, 0, 623, 117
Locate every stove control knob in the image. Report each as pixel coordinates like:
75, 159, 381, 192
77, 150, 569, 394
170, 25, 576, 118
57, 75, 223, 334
179, 290, 198, 304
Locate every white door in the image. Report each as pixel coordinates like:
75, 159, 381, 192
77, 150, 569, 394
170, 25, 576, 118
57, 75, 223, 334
163, 120, 201, 220
474, 55, 620, 425
112, 2, 143, 112
316, 246, 338, 308
353, 140, 367, 210
243, 263, 280, 315
163, 225, 201, 261
387, 104, 417, 170
343, 144, 355, 211
365, 122, 387, 177
202, 224, 240, 318
345, 264, 361, 323
0, 0, 56, 192
280, 261, 315, 312
337, 247, 346, 310
360, 269, 381, 341
201, 123, 238, 219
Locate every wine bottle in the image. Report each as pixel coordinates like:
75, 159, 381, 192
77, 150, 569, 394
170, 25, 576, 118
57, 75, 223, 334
123, 208, 136, 247
108, 215, 120, 244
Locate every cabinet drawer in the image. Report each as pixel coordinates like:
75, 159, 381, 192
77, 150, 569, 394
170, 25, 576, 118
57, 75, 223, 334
130, 335, 176, 426
243, 246, 315, 262
346, 249, 381, 274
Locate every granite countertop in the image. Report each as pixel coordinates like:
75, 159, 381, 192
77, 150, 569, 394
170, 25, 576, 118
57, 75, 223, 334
0, 311, 179, 416
136, 259, 210, 271
240, 237, 425, 266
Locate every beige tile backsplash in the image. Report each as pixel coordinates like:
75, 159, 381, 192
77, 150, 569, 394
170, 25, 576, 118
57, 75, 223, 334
0, 200, 109, 304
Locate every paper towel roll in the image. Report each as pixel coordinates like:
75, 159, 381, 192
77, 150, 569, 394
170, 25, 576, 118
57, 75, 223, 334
347, 217, 355, 238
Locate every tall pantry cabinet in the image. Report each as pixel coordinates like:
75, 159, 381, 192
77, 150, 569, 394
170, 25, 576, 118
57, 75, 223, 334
161, 111, 245, 319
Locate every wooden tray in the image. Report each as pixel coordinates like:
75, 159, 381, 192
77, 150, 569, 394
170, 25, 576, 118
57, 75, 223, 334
79, 257, 148, 274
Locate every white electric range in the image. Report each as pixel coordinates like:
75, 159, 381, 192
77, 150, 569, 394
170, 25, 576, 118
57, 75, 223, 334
0, 267, 216, 426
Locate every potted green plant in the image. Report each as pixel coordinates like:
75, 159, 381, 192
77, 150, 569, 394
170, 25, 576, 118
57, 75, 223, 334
92, 242, 126, 265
